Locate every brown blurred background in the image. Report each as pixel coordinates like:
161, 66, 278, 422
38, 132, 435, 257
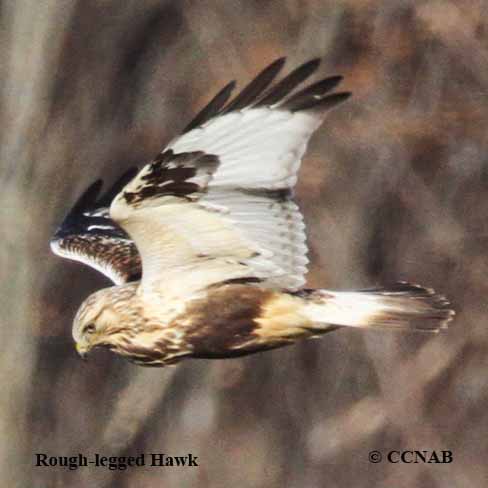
1, 1, 487, 486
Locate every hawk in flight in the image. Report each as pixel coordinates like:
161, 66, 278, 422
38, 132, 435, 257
51, 58, 454, 366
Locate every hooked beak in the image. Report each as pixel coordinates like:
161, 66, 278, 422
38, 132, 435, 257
75, 342, 90, 360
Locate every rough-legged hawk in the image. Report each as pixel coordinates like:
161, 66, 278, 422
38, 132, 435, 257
51, 58, 454, 366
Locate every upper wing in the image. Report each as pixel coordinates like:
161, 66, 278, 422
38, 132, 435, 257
50, 168, 142, 284
111, 58, 351, 296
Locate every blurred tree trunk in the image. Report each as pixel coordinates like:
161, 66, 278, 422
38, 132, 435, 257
0, 3, 76, 485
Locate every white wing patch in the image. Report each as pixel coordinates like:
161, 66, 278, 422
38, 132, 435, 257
200, 190, 308, 289
164, 108, 320, 290
170, 109, 320, 190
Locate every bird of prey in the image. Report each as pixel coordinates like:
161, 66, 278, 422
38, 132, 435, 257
51, 58, 454, 366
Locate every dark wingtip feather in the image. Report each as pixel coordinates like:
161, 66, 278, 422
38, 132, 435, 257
281, 75, 344, 110
222, 57, 287, 113
255, 58, 322, 107
289, 91, 352, 113
51, 179, 103, 241
182, 58, 350, 132
183, 80, 237, 133
52, 168, 139, 242
66, 179, 103, 219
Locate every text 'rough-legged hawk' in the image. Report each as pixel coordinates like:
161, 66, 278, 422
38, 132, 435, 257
51, 58, 454, 366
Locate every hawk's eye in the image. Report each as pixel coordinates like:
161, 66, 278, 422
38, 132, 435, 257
84, 323, 96, 334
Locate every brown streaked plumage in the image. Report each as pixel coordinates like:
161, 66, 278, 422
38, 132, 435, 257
53, 58, 455, 367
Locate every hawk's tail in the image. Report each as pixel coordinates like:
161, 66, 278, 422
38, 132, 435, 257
301, 282, 454, 332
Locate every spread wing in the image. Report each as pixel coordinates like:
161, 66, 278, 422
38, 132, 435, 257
110, 57, 351, 296
50, 168, 142, 284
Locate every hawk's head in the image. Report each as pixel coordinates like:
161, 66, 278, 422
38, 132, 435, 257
72, 284, 139, 359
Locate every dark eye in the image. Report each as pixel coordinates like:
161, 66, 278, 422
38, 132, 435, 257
84, 323, 96, 334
